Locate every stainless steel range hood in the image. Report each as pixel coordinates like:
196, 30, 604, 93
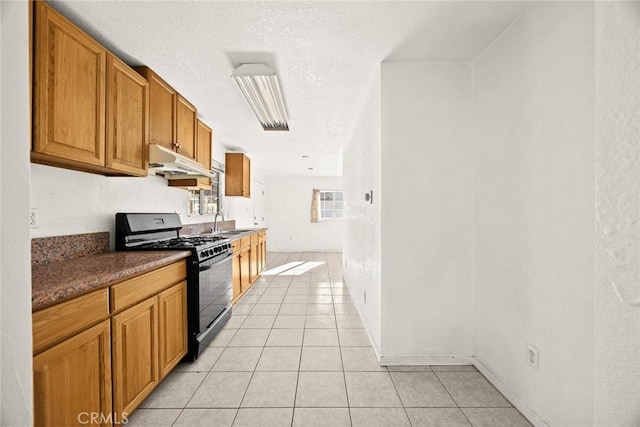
148, 144, 214, 179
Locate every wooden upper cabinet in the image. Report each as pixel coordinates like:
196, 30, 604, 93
32, 2, 147, 177
134, 67, 198, 161
166, 119, 213, 189
176, 95, 197, 160
196, 120, 212, 171
135, 67, 176, 152
106, 53, 149, 176
33, 1, 106, 167
225, 153, 251, 197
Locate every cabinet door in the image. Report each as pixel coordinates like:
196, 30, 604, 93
225, 153, 251, 197
106, 53, 148, 176
232, 253, 242, 304
33, 2, 106, 166
137, 67, 176, 151
176, 95, 197, 160
33, 320, 112, 427
196, 120, 212, 171
257, 240, 264, 273
158, 282, 188, 378
250, 241, 259, 283
112, 298, 159, 417
261, 234, 267, 272
240, 249, 251, 293
242, 155, 251, 197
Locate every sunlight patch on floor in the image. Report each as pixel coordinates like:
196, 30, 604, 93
262, 261, 325, 276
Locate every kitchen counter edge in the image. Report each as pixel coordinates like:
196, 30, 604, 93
211, 227, 268, 240
32, 251, 191, 311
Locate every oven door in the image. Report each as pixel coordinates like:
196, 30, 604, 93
198, 253, 233, 332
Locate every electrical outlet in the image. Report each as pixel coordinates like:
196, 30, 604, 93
30, 208, 39, 228
363, 290, 367, 304
527, 344, 539, 370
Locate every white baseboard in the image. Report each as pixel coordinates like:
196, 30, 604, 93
381, 355, 476, 366
474, 360, 549, 427
341, 279, 546, 427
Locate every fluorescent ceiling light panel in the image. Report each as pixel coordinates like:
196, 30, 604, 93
232, 64, 289, 131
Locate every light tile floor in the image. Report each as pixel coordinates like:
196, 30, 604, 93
128, 252, 532, 427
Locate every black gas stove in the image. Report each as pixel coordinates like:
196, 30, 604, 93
136, 235, 232, 263
115, 213, 233, 361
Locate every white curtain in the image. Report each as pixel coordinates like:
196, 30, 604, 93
310, 189, 320, 223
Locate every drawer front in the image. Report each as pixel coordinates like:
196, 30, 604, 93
231, 239, 240, 253
240, 236, 251, 249
250, 232, 258, 244
33, 288, 109, 354
111, 261, 186, 313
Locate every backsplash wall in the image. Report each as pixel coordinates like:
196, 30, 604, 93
31, 163, 189, 248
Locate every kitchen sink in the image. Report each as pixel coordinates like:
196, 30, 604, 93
217, 229, 253, 236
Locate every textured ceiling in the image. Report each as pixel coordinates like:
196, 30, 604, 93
49, 1, 531, 177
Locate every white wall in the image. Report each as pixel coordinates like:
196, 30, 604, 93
31, 164, 190, 246
343, 76, 382, 352
265, 176, 343, 252
30, 141, 269, 243
223, 189, 259, 229
380, 62, 474, 362
472, 3, 595, 425
1, 1, 33, 424
594, 2, 640, 425
212, 138, 267, 229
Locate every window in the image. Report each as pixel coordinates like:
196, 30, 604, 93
319, 190, 344, 220
187, 170, 222, 215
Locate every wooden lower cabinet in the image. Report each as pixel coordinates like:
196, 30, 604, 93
261, 237, 267, 271
112, 297, 159, 418
112, 280, 187, 417
250, 239, 259, 283
258, 232, 267, 273
231, 231, 267, 304
33, 260, 188, 425
240, 247, 251, 294
158, 282, 188, 377
33, 320, 112, 427
232, 252, 242, 303
231, 246, 251, 304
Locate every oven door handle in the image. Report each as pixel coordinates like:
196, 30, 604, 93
199, 253, 233, 271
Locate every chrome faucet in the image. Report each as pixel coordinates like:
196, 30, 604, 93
213, 211, 225, 233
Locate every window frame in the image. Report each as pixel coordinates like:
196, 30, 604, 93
187, 169, 223, 216
318, 190, 344, 221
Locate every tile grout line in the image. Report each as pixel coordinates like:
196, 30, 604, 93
432, 370, 474, 426
286, 274, 302, 427
169, 360, 218, 426
386, 363, 414, 426
333, 265, 354, 427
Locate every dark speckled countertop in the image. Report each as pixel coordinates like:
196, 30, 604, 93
32, 251, 191, 311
